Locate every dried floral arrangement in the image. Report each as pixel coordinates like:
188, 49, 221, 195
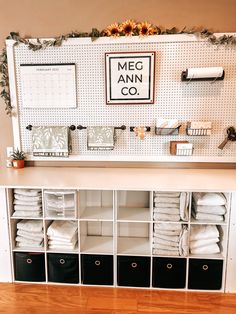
1, 20, 236, 115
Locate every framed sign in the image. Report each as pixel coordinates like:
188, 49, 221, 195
105, 51, 155, 104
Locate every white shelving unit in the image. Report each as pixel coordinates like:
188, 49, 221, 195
3, 187, 231, 291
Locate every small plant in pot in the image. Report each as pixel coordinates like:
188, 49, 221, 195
11, 149, 26, 169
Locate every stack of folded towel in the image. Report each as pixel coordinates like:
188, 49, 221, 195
47, 220, 78, 250
152, 223, 188, 256
190, 224, 220, 254
153, 191, 189, 222
15, 220, 44, 248
13, 189, 42, 218
45, 194, 75, 216
192, 192, 227, 222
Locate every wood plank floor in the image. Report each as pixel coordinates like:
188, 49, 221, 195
0, 283, 236, 314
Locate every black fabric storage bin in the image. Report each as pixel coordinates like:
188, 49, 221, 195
117, 256, 150, 287
188, 259, 223, 290
47, 253, 79, 283
14, 252, 45, 282
81, 254, 113, 285
152, 257, 186, 288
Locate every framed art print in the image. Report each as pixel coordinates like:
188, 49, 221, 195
105, 51, 156, 104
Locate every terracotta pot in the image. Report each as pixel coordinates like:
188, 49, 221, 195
12, 160, 25, 169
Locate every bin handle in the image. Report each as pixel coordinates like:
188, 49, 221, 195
59, 259, 65, 265
131, 262, 138, 268
167, 263, 173, 269
26, 258, 32, 264
95, 260, 101, 266
202, 264, 208, 271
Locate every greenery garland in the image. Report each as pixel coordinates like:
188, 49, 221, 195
1, 20, 236, 115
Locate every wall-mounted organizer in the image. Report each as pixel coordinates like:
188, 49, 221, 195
170, 141, 193, 156
6, 187, 231, 291
181, 67, 225, 82
6, 34, 236, 163
186, 122, 212, 136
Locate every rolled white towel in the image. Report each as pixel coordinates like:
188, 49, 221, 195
190, 243, 220, 254
153, 213, 180, 222
190, 225, 219, 241
193, 192, 226, 206
17, 219, 43, 232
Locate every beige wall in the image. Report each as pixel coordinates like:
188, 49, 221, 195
0, 0, 236, 167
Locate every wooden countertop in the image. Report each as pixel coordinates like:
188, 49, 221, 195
1, 167, 236, 192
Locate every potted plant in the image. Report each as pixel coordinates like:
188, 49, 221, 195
11, 148, 26, 169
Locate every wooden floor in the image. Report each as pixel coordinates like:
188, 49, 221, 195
0, 284, 236, 314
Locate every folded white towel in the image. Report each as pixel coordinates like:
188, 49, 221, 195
153, 229, 181, 236
16, 241, 44, 248
190, 225, 219, 241
17, 219, 43, 232
154, 197, 180, 204
14, 200, 42, 206
193, 192, 226, 206
14, 194, 42, 202
152, 248, 180, 256
15, 236, 43, 246
14, 189, 42, 196
153, 207, 179, 215
153, 233, 180, 243
13, 211, 42, 217
14, 205, 42, 211
153, 238, 179, 247
154, 223, 182, 231
180, 192, 189, 221
193, 203, 226, 215
154, 192, 180, 198
190, 243, 220, 254
154, 203, 179, 209
190, 237, 219, 249
47, 220, 78, 240
48, 242, 77, 250
152, 243, 180, 251
179, 226, 189, 256
153, 213, 180, 222
47, 200, 74, 209
17, 229, 44, 241
47, 233, 77, 243
192, 211, 224, 222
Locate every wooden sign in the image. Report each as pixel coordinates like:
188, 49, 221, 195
105, 52, 155, 104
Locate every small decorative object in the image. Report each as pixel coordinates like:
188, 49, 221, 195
105, 51, 155, 104
11, 148, 26, 169
170, 141, 193, 156
218, 126, 236, 150
155, 119, 181, 135
186, 121, 212, 136
130, 126, 151, 140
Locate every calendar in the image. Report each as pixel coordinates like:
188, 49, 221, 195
20, 63, 77, 108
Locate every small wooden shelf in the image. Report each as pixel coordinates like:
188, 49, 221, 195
117, 207, 150, 222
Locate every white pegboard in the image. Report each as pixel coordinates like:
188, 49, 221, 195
6, 35, 236, 162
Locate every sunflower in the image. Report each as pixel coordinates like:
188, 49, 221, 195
103, 23, 121, 37
137, 22, 159, 36
120, 20, 137, 36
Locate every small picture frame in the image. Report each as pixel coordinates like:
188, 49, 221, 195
105, 51, 156, 105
